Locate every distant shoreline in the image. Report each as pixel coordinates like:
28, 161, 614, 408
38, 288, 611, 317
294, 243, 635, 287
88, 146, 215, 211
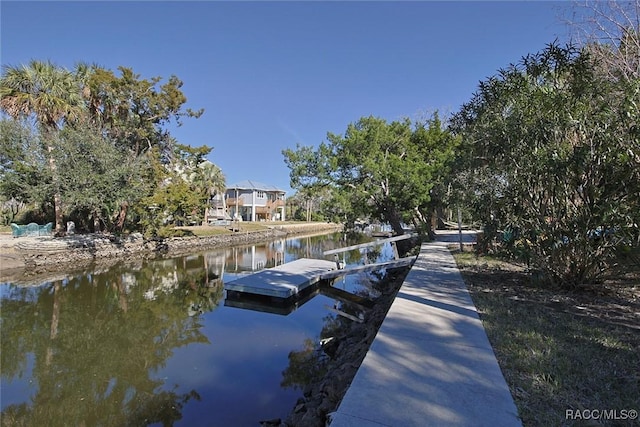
0, 222, 343, 284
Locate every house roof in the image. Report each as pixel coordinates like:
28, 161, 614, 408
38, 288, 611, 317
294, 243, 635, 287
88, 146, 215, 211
226, 180, 286, 193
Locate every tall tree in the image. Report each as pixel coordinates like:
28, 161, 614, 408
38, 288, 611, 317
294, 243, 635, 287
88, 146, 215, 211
1, 61, 207, 234
52, 125, 147, 232
83, 66, 205, 231
0, 60, 84, 232
190, 160, 226, 224
283, 143, 333, 222
569, 0, 639, 81
84, 66, 203, 158
0, 119, 46, 221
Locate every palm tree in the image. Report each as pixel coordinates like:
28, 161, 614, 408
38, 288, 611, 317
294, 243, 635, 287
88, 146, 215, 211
0, 60, 85, 233
191, 160, 226, 224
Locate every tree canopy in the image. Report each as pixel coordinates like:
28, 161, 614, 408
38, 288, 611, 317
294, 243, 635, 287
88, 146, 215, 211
283, 114, 458, 235
0, 61, 219, 234
449, 42, 639, 286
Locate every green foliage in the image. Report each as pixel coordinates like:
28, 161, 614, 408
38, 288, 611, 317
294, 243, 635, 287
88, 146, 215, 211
0, 60, 84, 130
153, 226, 194, 239
85, 66, 204, 158
319, 190, 350, 223
141, 178, 205, 235
0, 119, 48, 207
283, 113, 458, 235
186, 159, 226, 224
0, 60, 214, 234
0, 60, 86, 231
450, 43, 639, 287
52, 125, 148, 232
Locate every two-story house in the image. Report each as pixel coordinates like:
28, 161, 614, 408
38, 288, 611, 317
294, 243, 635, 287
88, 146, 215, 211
225, 180, 286, 221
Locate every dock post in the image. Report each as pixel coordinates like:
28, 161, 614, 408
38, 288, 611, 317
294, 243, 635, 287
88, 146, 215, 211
334, 254, 342, 269
457, 206, 463, 252
391, 241, 399, 260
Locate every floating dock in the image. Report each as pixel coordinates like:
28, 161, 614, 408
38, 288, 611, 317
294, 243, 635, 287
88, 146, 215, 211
223, 258, 337, 298
224, 234, 418, 300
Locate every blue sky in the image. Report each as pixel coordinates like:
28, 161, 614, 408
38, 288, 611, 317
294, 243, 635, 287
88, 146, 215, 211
1, 1, 571, 195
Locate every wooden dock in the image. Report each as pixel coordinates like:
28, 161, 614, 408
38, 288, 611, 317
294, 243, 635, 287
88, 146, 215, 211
223, 258, 337, 298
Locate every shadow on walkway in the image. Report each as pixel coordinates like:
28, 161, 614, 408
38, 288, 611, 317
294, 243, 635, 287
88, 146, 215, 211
329, 240, 522, 427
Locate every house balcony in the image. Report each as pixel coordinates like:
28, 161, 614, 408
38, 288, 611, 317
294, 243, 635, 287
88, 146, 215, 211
226, 198, 244, 206
267, 199, 285, 208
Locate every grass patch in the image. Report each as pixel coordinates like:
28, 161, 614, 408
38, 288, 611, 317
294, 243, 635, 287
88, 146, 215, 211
175, 223, 270, 236
453, 250, 640, 426
176, 221, 331, 236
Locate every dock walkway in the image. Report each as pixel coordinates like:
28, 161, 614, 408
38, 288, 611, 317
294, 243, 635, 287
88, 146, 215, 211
329, 232, 522, 427
224, 258, 336, 298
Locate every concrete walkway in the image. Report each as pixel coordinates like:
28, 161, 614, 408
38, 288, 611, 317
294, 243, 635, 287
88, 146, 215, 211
329, 231, 522, 427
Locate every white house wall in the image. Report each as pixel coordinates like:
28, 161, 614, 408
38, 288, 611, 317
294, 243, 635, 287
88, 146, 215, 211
225, 187, 286, 222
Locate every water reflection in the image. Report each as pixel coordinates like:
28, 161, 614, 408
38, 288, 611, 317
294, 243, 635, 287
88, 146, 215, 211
1, 266, 213, 426
224, 282, 374, 317
1, 232, 393, 426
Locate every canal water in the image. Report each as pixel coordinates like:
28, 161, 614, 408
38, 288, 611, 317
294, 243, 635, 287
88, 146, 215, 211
1, 231, 397, 426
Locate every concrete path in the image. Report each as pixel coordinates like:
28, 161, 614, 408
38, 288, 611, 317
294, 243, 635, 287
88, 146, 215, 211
329, 231, 522, 427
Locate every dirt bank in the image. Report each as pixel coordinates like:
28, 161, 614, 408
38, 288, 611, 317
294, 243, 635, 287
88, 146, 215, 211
0, 222, 342, 282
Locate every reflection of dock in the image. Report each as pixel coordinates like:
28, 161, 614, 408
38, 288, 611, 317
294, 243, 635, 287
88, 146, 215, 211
225, 282, 376, 316
223, 258, 337, 298
225, 286, 320, 315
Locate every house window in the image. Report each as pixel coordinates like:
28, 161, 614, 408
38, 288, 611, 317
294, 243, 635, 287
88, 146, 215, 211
257, 191, 265, 198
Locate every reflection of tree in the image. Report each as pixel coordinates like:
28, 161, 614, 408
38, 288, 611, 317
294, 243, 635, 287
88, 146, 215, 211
281, 300, 365, 391
1, 254, 223, 426
284, 232, 374, 264
280, 338, 329, 390
126, 388, 201, 427
280, 305, 360, 391
46, 280, 63, 366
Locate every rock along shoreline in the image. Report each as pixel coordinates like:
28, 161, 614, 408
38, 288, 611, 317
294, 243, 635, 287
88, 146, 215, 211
279, 266, 411, 427
0, 222, 343, 282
